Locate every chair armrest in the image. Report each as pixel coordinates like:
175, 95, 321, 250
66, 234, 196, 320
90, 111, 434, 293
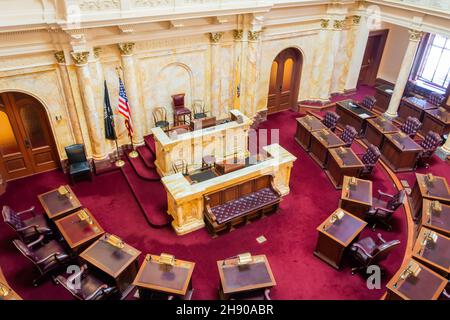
16, 224, 39, 233
442, 289, 450, 299
36, 252, 60, 265
85, 284, 109, 300
377, 233, 386, 244
27, 235, 45, 249
204, 203, 216, 222
352, 243, 373, 259
270, 177, 283, 198
373, 207, 394, 214
17, 206, 35, 217
377, 189, 395, 200
67, 265, 86, 284
264, 288, 271, 300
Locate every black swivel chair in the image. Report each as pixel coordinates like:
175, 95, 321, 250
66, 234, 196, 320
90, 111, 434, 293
65, 144, 92, 184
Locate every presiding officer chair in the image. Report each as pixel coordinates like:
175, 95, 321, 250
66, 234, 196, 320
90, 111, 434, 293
65, 144, 92, 184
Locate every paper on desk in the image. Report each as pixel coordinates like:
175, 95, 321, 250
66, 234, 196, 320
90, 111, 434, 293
359, 113, 371, 119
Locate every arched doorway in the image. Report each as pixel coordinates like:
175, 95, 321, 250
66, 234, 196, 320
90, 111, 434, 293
267, 47, 303, 114
0, 92, 59, 181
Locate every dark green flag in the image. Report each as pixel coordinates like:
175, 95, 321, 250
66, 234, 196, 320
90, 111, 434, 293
104, 80, 116, 140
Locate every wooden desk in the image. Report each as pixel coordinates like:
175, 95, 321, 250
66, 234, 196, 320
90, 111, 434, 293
310, 129, 346, 168
295, 115, 327, 151
399, 96, 437, 122
314, 209, 367, 269
363, 116, 399, 148
374, 84, 394, 113
411, 173, 450, 221
335, 99, 376, 135
339, 176, 372, 218
380, 133, 423, 172
215, 159, 246, 175
325, 148, 364, 189
38, 185, 82, 220
0, 267, 22, 300
412, 227, 450, 277
133, 254, 195, 300
386, 259, 447, 300
421, 199, 450, 237
55, 209, 104, 252
421, 107, 450, 136
217, 254, 276, 300
80, 234, 141, 299
190, 116, 216, 131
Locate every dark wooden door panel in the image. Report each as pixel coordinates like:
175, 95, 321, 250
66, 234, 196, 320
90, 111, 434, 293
358, 30, 388, 86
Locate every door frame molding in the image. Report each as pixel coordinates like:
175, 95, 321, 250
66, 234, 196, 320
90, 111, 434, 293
359, 29, 389, 86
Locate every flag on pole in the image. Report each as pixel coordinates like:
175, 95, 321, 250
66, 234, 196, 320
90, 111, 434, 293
104, 80, 116, 140
233, 56, 241, 109
118, 77, 134, 138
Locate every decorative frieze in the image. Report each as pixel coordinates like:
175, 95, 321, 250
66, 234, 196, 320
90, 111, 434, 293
408, 29, 423, 41
78, 0, 120, 11
233, 29, 243, 41
247, 30, 261, 41
134, 0, 172, 7
54, 51, 66, 64
70, 51, 90, 65
209, 32, 223, 43
118, 42, 135, 55
333, 19, 346, 30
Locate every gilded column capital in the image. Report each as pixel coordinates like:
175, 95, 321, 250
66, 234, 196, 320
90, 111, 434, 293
352, 15, 361, 25
233, 29, 243, 41
70, 51, 90, 65
247, 30, 261, 41
54, 51, 66, 64
93, 47, 102, 59
333, 19, 346, 30
408, 29, 423, 42
209, 32, 223, 43
320, 19, 329, 29
118, 42, 135, 55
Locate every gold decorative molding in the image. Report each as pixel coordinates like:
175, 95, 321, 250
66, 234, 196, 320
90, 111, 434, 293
408, 29, 423, 41
70, 51, 90, 65
333, 19, 346, 30
352, 15, 361, 25
209, 32, 223, 43
54, 51, 66, 64
118, 42, 135, 55
320, 19, 329, 29
93, 47, 102, 59
233, 29, 243, 41
248, 30, 261, 41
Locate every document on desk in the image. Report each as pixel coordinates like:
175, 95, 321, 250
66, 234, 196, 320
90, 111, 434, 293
359, 113, 371, 119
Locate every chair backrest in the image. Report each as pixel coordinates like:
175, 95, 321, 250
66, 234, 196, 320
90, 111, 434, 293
322, 111, 340, 130
172, 159, 188, 175
65, 144, 87, 165
400, 116, 421, 136
152, 107, 167, 124
371, 240, 401, 264
172, 93, 185, 110
193, 99, 205, 114
361, 96, 376, 110
340, 125, 358, 145
13, 239, 38, 263
420, 131, 443, 151
387, 189, 406, 211
427, 92, 444, 106
2, 206, 25, 230
362, 144, 381, 166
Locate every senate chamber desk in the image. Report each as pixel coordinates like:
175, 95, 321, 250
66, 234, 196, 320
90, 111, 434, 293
309, 129, 346, 168
295, 115, 327, 151
151, 109, 252, 176
410, 173, 450, 221
339, 176, 372, 218
363, 116, 399, 149
386, 259, 447, 300
412, 227, 450, 277
38, 185, 82, 220
0, 267, 22, 300
335, 99, 376, 136
420, 199, 450, 237
420, 107, 450, 136
161, 144, 296, 235
398, 96, 437, 122
380, 132, 423, 172
314, 209, 367, 269
374, 84, 394, 113
325, 148, 364, 189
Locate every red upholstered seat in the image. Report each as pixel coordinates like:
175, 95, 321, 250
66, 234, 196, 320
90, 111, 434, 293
174, 107, 191, 116
211, 188, 279, 225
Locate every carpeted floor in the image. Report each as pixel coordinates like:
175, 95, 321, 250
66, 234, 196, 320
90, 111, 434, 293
0, 88, 448, 300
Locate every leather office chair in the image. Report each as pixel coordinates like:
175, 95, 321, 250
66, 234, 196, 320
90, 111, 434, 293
364, 189, 406, 231
193, 99, 208, 119
339, 125, 358, 147
427, 92, 444, 107
2, 205, 53, 243
360, 95, 376, 110
65, 144, 91, 184
13, 235, 72, 286
172, 159, 188, 175
400, 116, 421, 139
56, 264, 118, 300
322, 111, 340, 132
414, 131, 443, 169
152, 107, 170, 132
359, 144, 381, 176
172, 93, 192, 125
350, 233, 400, 275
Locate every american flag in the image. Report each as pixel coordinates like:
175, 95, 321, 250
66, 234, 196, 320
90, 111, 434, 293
118, 77, 133, 137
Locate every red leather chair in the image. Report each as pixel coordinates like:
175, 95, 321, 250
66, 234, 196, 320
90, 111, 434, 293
364, 189, 406, 231
171, 93, 192, 126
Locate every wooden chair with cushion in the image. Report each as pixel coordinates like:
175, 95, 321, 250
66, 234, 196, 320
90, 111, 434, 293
427, 92, 444, 107
360, 96, 376, 110
414, 131, 443, 169
400, 116, 421, 139
339, 125, 358, 147
359, 144, 381, 176
152, 107, 170, 132
172, 93, 192, 126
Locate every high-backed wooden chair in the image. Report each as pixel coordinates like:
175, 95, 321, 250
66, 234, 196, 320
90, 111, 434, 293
152, 107, 170, 132
172, 93, 192, 126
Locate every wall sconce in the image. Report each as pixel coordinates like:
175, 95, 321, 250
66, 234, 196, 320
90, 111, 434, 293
55, 115, 63, 121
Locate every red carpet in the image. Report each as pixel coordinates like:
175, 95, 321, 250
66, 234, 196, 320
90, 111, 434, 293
0, 106, 448, 300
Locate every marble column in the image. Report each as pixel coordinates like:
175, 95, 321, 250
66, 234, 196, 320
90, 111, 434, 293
330, 18, 352, 94
71, 51, 106, 160
118, 42, 145, 145
209, 32, 223, 117
54, 51, 84, 144
384, 29, 422, 119
246, 30, 261, 116
435, 135, 450, 160
232, 29, 244, 112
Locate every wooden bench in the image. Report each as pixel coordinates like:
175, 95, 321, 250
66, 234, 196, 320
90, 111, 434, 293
204, 175, 282, 237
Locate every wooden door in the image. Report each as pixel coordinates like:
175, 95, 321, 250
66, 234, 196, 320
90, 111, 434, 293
358, 29, 389, 86
267, 48, 302, 114
0, 92, 58, 181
